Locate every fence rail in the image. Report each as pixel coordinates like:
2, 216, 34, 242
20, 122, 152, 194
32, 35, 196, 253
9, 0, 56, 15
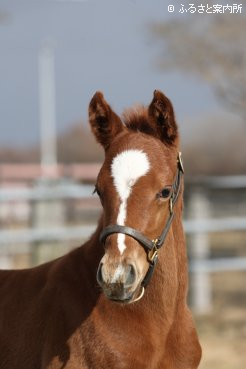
0, 183, 94, 201
190, 257, 246, 273
0, 225, 95, 250
1, 222, 246, 275
0, 180, 246, 314
0, 217, 246, 243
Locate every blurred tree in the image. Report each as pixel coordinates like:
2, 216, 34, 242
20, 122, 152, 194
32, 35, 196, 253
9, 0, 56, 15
0, 11, 9, 23
151, 1, 246, 119
0, 123, 103, 164
57, 123, 103, 163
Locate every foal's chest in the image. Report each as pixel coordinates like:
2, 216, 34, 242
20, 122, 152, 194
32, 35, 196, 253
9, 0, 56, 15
67, 314, 165, 369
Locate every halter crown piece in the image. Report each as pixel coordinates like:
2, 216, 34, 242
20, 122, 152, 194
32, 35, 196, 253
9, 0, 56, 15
99, 152, 184, 302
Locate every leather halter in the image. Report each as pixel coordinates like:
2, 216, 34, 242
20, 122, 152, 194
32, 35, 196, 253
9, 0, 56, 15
99, 152, 184, 294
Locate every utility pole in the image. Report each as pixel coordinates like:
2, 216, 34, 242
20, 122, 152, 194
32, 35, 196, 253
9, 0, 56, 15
38, 41, 57, 177
33, 42, 66, 266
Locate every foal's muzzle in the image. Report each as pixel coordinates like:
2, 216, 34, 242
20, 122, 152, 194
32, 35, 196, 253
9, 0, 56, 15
97, 262, 138, 303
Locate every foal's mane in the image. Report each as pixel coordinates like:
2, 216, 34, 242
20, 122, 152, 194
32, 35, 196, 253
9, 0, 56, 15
122, 105, 155, 136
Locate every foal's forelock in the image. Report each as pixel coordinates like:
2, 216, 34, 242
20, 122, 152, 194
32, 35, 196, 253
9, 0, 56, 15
111, 149, 150, 255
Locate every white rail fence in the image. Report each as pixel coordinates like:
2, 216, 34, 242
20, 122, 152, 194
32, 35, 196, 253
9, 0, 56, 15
0, 178, 246, 314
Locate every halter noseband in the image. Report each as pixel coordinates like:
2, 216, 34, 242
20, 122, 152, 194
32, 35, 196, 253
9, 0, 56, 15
99, 152, 184, 301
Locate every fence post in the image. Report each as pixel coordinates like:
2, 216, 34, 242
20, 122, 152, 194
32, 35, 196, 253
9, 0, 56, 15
188, 187, 212, 314
31, 178, 67, 266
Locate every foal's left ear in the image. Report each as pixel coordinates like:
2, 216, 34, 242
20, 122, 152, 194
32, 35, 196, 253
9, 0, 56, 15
148, 90, 178, 145
89, 91, 123, 150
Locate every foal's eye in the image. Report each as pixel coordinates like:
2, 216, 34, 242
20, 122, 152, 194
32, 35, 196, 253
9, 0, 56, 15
161, 188, 171, 198
157, 187, 172, 199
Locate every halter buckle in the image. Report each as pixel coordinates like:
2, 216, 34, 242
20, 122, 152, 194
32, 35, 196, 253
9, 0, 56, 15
169, 196, 173, 214
148, 239, 159, 264
177, 152, 184, 173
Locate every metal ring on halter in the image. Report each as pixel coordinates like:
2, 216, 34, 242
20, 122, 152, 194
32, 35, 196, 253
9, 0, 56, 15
128, 286, 145, 304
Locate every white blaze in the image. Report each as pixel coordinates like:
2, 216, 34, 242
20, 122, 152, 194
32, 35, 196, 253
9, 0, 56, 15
111, 150, 150, 254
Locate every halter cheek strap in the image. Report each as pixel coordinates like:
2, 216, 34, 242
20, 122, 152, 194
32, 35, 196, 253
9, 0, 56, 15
99, 152, 184, 290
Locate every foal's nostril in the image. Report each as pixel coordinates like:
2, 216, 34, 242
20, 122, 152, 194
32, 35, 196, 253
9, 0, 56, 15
125, 264, 136, 286
96, 263, 104, 286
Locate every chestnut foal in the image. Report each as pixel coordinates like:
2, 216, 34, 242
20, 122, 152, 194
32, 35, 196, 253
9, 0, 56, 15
0, 90, 201, 369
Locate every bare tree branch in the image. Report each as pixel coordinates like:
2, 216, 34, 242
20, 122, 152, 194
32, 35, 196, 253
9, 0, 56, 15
151, 2, 246, 119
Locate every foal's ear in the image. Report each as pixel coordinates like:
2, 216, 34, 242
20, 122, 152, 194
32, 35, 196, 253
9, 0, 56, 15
148, 90, 178, 145
89, 91, 123, 150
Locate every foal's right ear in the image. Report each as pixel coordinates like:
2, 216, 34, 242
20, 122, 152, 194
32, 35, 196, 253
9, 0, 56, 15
89, 92, 123, 150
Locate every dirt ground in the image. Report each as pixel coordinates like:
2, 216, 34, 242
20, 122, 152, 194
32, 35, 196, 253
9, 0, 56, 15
189, 233, 246, 369
195, 307, 246, 369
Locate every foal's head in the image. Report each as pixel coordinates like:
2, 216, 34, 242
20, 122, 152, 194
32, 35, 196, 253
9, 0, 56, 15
89, 90, 180, 304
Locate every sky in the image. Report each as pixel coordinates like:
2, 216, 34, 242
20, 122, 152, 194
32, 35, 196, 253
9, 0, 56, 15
0, 0, 221, 147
